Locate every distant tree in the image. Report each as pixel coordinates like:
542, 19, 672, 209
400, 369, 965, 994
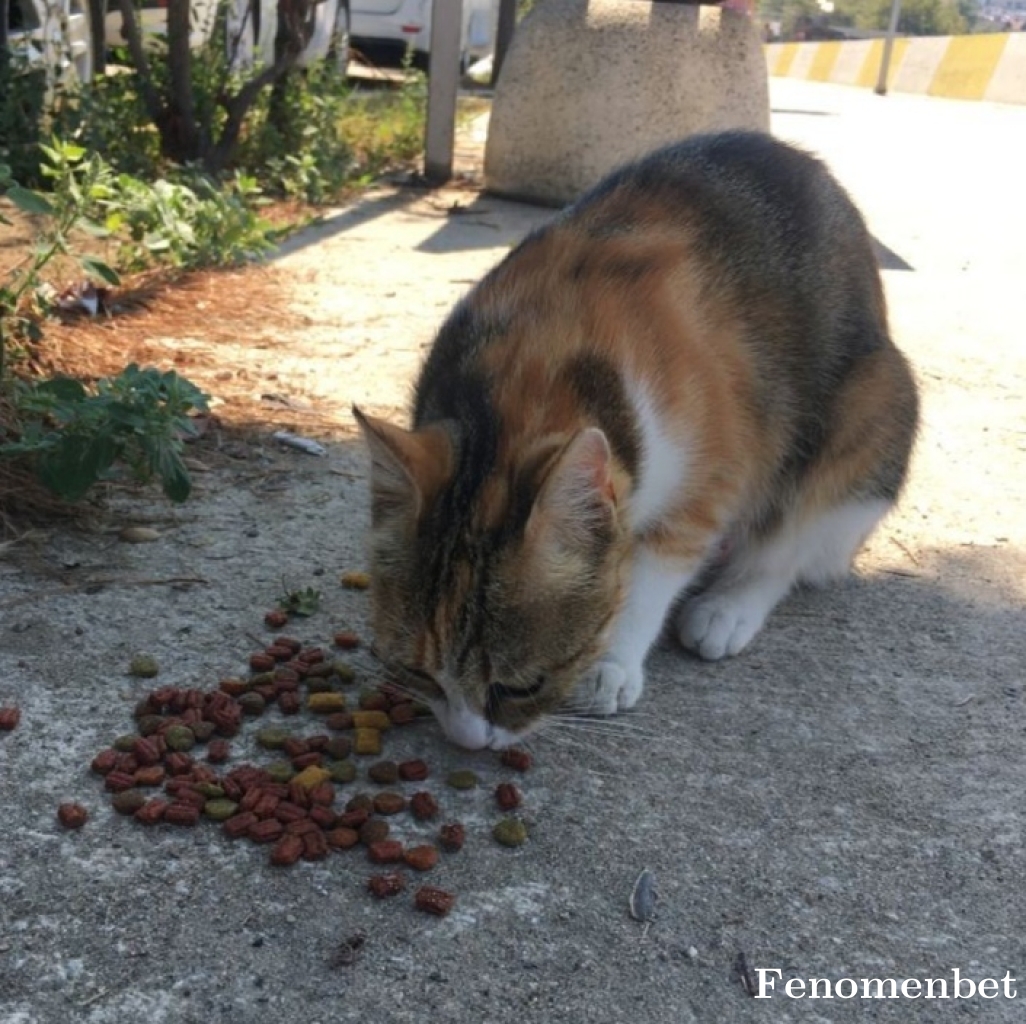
880, 0, 967, 35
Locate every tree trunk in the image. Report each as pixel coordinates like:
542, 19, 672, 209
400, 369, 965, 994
165, 0, 203, 162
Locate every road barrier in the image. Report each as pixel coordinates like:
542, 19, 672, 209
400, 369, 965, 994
765, 33, 1026, 105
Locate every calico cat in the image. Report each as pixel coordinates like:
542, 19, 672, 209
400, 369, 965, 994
355, 130, 919, 750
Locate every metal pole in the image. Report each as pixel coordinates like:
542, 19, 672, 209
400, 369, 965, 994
424, 0, 464, 183
875, 0, 903, 96
491, 0, 518, 87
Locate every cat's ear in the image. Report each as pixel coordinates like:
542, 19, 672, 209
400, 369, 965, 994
352, 406, 453, 521
527, 427, 619, 553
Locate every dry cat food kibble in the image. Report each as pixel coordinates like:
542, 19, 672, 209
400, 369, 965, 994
57, 803, 88, 828
414, 886, 456, 917
492, 818, 529, 848
446, 770, 479, 791
0, 707, 22, 731
77, 612, 538, 923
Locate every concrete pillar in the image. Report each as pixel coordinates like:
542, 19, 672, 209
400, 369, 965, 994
484, 0, 770, 206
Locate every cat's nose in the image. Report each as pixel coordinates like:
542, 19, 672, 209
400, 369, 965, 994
436, 701, 492, 750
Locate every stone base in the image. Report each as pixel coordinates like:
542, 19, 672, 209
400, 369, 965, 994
484, 0, 771, 206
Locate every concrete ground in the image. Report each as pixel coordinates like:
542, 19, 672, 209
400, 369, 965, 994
0, 78, 1024, 1023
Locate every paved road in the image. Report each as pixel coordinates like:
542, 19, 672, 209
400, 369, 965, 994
1, 78, 1023, 1024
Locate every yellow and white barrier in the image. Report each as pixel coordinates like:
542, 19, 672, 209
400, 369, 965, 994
766, 33, 1026, 105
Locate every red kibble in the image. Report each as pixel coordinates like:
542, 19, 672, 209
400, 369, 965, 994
404, 845, 439, 871
164, 802, 201, 826
308, 805, 337, 829
326, 712, 354, 731
326, 827, 360, 850
248, 818, 284, 843
278, 691, 301, 716
373, 792, 406, 816
298, 647, 325, 665
165, 752, 194, 776
249, 653, 276, 672
302, 830, 329, 861
270, 834, 304, 866
264, 609, 290, 629
285, 818, 320, 837
207, 739, 231, 764
367, 840, 404, 864
398, 759, 429, 782
57, 802, 88, 828
134, 798, 169, 825
133, 765, 166, 787
358, 692, 389, 713
409, 791, 439, 821
367, 873, 405, 898
266, 644, 294, 663
274, 801, 308, 824
253, 793, 281, 819
275, 636, 302, 654
388, 703, 417, 726
132, 737, 161, 766
438, 822, 466, 853
499, 747, 533, 772
309, 782, 335, 807
414, 886, 456, 917
495, 782, 522, 811
0, 707, 21, 731
104, 770, 137, 793
291, 752, 323, 770
333, 631, 360, 650
90, 749, 118, 776
223, 811, 259, 838
338, 807, 370, 829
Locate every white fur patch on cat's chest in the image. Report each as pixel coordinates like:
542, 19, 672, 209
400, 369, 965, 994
626, 380, 690, 531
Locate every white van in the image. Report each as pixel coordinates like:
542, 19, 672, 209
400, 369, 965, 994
350, 0, 498, 70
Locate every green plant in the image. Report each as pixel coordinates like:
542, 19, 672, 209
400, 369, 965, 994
0, 364, 209, 502
101, 168, 275, 271
0, 142, 119, 375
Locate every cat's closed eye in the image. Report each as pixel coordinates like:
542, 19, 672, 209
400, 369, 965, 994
487, 676, 547, 715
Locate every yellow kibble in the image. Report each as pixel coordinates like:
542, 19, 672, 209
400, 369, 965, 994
354, 728, 382, 756
352, 710, 391, 731
292, 765, 332, 790
307, 692, 347, 714
340, 571, 371, 590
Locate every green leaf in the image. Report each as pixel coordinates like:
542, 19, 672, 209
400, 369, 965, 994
38, 432, 117, 501
79, 256, 121, 287
36, 377, 88, 402
7, 186, 55, 217
160, 455, 192, 503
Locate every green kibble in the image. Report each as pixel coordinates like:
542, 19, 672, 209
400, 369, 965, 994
446, 769, 479, 791
164, 725, 196, 752
129, 655, 159, 678
238, 691, 266, 716
329, 760, 357, 784
306, 677, 334, 694
191, 720, 216, 742
266, 761, 296, 784
333, 662, 356, 684
492, 817, 528, 848
203, 799, 239, 821
325, 736, 352, 760
256, 727, 290, 750
194, 783, 225, 799
111, 789, 146, 815
137, 715, 164, 737
113, 733, 139, 752
249, 671, 275, 686
367, 760, 399, 785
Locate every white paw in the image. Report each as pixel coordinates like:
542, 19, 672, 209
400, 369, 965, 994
570, 658, 645, 715
676, 592, 769, 661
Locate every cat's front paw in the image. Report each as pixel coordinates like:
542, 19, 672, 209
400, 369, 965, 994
676, 591, 768, 661
570, 658, 644, 716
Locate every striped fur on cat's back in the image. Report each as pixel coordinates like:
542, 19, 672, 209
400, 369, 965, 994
355, 131, 919, 750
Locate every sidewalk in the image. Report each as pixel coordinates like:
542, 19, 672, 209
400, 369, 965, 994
0, 78, 1023, 1024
